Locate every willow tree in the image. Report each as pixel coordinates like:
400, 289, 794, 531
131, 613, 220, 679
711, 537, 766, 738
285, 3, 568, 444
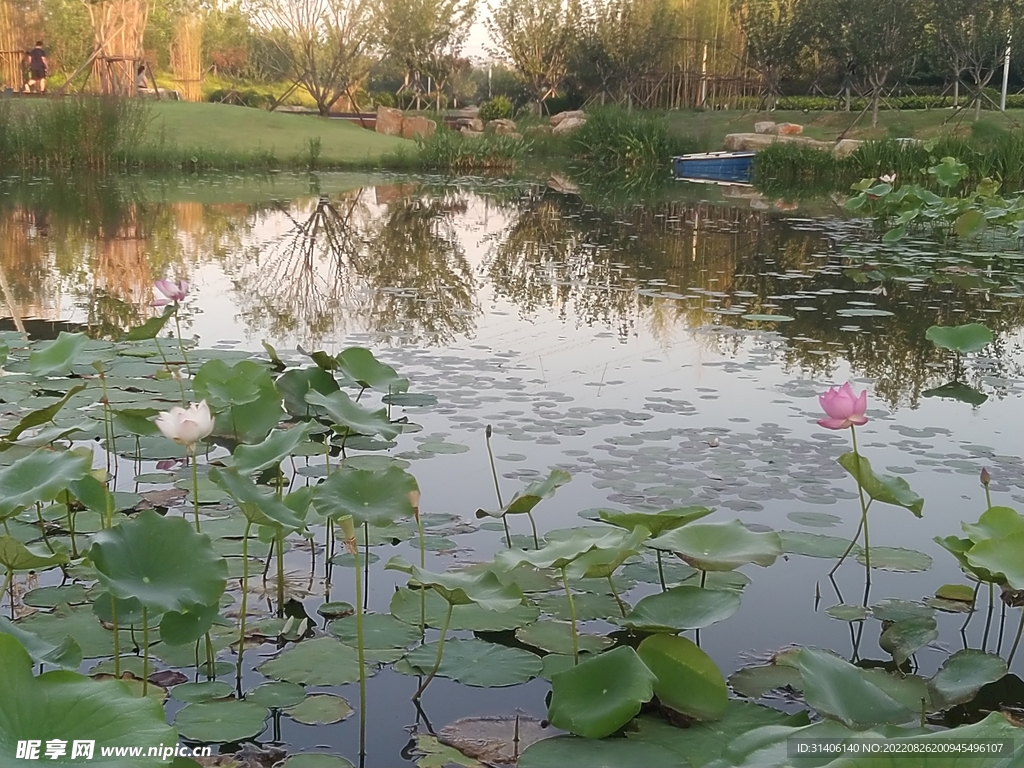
377, 0, 476, 109
250, 0, 374, 115
731, 0, 804, 109
486, 0, 580, 112
932, 0, 1023, 119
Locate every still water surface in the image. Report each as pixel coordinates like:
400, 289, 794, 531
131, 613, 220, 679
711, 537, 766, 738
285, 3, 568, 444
3, 172, 1024, 764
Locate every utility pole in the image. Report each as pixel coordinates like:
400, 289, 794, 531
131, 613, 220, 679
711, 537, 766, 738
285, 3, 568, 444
1001, 34, 1012, 111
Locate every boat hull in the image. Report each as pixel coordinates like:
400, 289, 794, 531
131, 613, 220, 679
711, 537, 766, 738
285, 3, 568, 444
672, 152, 755, 183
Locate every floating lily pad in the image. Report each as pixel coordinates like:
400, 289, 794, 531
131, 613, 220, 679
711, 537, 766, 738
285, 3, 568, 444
172, 681, 234, 703
174, 700, 268, 742
246, 681, 305, 709
515, 620, 613, 655
518, 737, 678, 768
879, 617, 938, 665
329, 613, 420, 656
779, 531, 859, 559
258, 637, 364, 686
281, 756, 355, 768
391, 587, 539, 631
856, 547, 932, 572
929, 650, 1008, 709
871, 599, 935, 622
22, 584, 89, 608
403, 639, 541, 687
286, 694, 353, 725
729, 663, 803, 698
786, 512, 843, 529
826, 604, 870, 622
741, 314, 794, 322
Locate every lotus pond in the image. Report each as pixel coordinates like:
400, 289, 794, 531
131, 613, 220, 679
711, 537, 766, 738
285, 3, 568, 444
1, 172, 1024, 768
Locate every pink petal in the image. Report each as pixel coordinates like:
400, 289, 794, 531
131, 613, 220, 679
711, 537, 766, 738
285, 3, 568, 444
154, 279, 175, 298
817, 418, 848, 430
854, 389, 867, 416
151, 298, 170, 307
848, 414, 868, 426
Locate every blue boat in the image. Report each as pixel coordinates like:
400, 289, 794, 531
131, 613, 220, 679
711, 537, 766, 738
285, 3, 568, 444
672, 151, 755, 183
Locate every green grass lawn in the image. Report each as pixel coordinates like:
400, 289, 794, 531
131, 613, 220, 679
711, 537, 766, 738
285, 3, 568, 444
145, 101, 413, 165
666, 108, 1024, 148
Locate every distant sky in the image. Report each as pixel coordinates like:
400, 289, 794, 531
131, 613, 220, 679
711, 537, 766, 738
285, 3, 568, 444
464, 16, 494, 62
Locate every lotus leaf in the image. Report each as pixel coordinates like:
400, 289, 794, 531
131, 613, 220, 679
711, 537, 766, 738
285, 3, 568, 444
286, 694, 353, 725
837, 453, 924, 517
547, 646, 656, 738
209, 467, 306, 531
637, 634, 728, 721
0, 634, 176, 766
257, 637, 364, 685
925, 323, 994, 354
174, 699, 268, 742
89, 509, 228, 613
305, 390, 400, 440
622, 585, 741, 631
879, 616, 938, 665
648, 521, 781, 571
403, 638, 542, 687
0, 449, 92, 519
928, 650, 1008, 710
477, 469, 571, 519
335, 347, 409, 393
312, 466, 418, 526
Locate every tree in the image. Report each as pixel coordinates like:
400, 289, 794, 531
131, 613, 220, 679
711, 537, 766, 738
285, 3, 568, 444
249, 0, 374, 115
804, 0, 926, 126
932, 0, 1024, 119
486, 0, 580, 112
731, 0, 805, 109
377, 0, 476, 109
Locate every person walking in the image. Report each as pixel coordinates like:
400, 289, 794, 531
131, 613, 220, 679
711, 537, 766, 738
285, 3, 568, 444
25, 41, 48, 93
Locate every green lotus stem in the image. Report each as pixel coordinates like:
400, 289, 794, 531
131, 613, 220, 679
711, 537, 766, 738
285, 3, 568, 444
414, 600, 452, 699
142, 606, 150, 697
997, 600, 1007, 655
191, 448, 201, 533
960, 582, 982, 635
1, 569, 12, 619
276, 528, 285, 617
984, 483, 992, 510
656, 550, 667, 591
153, 336, 186, 405
173, 311, 192, 376
1008, 609, 1024, 666
204, 632, 214, 679
111, 598, 120, 678
35, 503, 54, 554
526, 512, 540, 550
352, 525, 367, 757
983, 582, 995, 650
324, 436, 331, 476
829, 509, 866, 577
850, 425, 871, 584
700, 569, 707, 589
416, 513, 426, 638
363, 523, 370, 612
484, 426, 511, 548
607, 574, 627, 617
560, 566, 579, 665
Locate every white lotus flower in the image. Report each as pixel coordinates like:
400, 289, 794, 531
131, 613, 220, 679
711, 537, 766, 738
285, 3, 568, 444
880, 173, 896, 184
155, 400, 214, 448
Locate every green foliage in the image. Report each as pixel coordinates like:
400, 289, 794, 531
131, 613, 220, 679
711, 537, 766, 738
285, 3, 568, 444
568, 107, 699, 169
479, 96, 514, 120
415, 127, 530, 171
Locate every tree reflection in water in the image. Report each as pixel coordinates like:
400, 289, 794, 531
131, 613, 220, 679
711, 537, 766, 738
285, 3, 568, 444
0, 176, 1021, 409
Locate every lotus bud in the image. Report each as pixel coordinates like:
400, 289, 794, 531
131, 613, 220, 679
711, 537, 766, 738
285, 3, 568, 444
337, 515, 357, 556
409, 489, 421, 521
980, 467, 991, 487
151, 278, 189, 307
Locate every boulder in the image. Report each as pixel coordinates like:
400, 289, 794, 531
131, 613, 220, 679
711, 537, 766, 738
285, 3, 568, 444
547, 173, 579, 195
488, 118, 518, 135
401, 116, 436, 139
552, 116, 586, 136
550, 109, 586, 127
375, 106, 404, 136
723, 133, 776, 151
455, 117, 484, 132
832, 139, 864, 158
723, 133, 831, 152
769, 122, 803, 136
754, 121, 776, 134
460, 129, 484, 138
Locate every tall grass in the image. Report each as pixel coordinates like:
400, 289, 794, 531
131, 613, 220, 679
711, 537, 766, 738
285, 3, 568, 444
754, 128, 1024, 197
568, 108, 702, 169
0, 97, 151, 172
414, 128, 531, 172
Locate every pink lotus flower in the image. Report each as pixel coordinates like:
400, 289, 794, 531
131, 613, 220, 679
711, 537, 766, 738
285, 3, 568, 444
152, 279, 189, 307
817, 382, 868, 430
